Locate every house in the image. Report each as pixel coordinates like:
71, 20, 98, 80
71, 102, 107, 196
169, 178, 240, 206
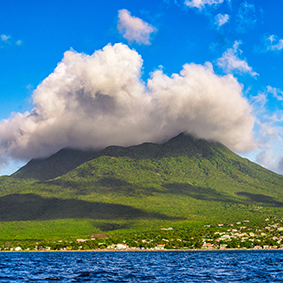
201, 242, 213, 249
155, 244, 165, 250
116, 244, 128, 249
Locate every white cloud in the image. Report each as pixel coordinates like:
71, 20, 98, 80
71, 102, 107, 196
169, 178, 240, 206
217, 41, 258, 77
256, 148, 279, 172
26, 84, 34, 90
16, 40, 22, 46
148, 62, 255, 152
254, 125, 283, 174
250, 92, 268, 116
277, 156, 283, 174
265, 112, 283, 123
262, 34, 283, 52
0, 35, 22, 47
1, 34, 10, 43
266, 86, 283, 101
0, 157, 25, 176
248, 86, 283, 174
214, 13, 229, 28
184, 0, 224, 10
0, 43, 255, 165
117, 9, 157, 45
236, 1, 257, 33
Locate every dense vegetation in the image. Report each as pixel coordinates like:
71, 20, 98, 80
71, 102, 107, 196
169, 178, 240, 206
1, 133, 283, 241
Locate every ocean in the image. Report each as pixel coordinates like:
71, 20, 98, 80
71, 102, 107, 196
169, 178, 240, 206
0, 250, 283, 282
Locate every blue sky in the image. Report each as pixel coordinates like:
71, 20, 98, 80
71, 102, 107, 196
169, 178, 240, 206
1, 0, 283, 175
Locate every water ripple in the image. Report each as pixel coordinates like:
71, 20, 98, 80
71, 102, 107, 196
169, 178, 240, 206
0, 251, 283, 282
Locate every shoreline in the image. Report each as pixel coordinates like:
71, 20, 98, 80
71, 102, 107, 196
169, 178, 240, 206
1, 247, 283, 253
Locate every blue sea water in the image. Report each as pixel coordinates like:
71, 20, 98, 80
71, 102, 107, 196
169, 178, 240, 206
0, 250, 283, 282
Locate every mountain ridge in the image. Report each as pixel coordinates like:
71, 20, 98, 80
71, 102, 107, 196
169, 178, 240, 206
13, 133, 233, 181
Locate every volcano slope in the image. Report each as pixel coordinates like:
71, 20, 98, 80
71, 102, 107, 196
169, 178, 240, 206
1, 133, 283, 239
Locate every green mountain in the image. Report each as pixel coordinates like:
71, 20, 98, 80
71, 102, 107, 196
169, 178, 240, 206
13, 148, 98, 181
1, 133, 283, 239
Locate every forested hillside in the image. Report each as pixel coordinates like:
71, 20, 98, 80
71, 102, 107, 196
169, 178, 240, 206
1, 133, 283, 239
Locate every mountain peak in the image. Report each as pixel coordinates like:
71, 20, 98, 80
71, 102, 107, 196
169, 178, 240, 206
13, 133, 225, 181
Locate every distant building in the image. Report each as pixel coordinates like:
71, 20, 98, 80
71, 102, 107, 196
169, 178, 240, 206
201, 242, 213, 249
155, 244, 165, 250
116, 244, 128, 249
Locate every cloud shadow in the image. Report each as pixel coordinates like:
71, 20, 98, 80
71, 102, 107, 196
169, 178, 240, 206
162, 183, 239, 203
0, 193, 182, 222
236, 192, 283, 207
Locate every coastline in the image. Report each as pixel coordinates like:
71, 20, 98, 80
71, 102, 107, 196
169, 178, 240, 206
1, 247, 283, 253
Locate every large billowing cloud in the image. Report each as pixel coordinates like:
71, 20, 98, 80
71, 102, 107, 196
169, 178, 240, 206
0, 43, 255, 163
117, 9, 156, 45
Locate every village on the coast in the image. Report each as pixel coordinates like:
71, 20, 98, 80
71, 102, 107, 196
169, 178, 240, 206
3, 217, 283, 252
